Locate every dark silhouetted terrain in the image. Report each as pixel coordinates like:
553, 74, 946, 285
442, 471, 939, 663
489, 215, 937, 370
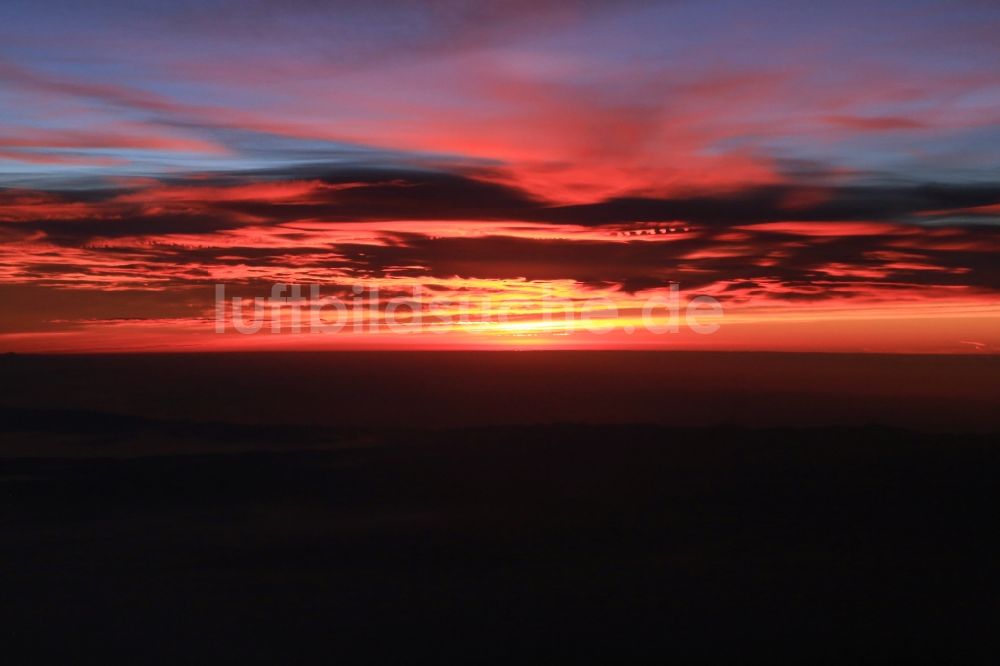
2, 351, 1000, 431
1, 353, 997, 662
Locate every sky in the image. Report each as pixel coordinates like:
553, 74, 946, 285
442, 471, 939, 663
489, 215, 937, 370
1, 0, 999, 352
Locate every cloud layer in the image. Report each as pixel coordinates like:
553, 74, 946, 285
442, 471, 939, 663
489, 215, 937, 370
1, 1, 999, 351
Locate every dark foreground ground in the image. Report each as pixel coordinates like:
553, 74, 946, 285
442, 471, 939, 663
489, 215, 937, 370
2, 351, 1000, 432
1, 408, 996, 663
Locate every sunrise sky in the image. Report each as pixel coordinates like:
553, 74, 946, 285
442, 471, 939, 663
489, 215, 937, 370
1, 0, 999, 352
